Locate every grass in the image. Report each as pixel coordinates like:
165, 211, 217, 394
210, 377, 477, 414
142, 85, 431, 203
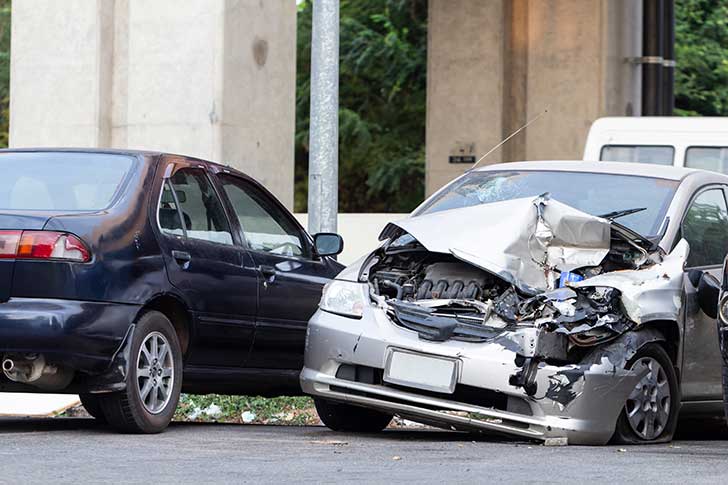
173, 395, 320, 426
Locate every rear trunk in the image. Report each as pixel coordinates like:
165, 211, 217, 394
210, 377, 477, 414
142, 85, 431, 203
0, 212, 55, 303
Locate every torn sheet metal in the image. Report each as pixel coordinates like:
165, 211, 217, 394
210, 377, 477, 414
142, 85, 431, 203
573, 239, 689, 324
391, 195, 611, 294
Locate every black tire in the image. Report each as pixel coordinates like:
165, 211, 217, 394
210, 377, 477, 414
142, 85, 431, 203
722, 354, 728, 426
79, 393, 107, 423
611, 343, 680, 444
314, 398, 393, 432
100, 311, 183, 434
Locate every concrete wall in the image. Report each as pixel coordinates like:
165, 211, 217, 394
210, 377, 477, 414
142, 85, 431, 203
426, 0, 642, 196
10, 0, 297, 208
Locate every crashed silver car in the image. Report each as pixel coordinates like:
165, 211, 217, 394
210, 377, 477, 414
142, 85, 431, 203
302, 161, 728, 445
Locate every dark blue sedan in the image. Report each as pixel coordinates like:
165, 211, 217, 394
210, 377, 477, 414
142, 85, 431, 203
0, 149, 344, 433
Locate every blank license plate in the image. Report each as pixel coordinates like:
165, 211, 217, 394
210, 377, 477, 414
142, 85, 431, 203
384, 350, 457, 394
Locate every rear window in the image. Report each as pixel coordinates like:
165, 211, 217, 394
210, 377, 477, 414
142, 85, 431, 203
685, 147, 728, 174
600, 145, 674, 165
0, 152, 135, 211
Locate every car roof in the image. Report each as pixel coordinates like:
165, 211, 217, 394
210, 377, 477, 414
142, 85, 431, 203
475, 160, 728, 182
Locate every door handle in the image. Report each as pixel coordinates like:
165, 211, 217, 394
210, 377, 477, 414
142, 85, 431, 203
258, 265, 277, 286
172, 250, 192, 267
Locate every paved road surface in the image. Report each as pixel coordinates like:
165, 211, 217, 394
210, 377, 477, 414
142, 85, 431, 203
1, 417, 728, 484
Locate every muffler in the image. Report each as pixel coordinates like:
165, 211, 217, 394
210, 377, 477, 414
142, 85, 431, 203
2, 354, 74, 391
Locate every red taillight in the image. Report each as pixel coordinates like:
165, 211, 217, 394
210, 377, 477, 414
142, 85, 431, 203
0, 231, 22, 259
0, 231, 90, 262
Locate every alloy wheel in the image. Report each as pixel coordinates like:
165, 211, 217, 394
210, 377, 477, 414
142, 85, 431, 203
624, 356, 671, 440
136, 331, 174, 414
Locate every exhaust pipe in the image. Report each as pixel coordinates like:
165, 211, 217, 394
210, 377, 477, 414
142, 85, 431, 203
2, 354, 74, 391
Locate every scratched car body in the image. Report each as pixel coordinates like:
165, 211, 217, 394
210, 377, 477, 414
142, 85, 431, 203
302, 161, 728, 445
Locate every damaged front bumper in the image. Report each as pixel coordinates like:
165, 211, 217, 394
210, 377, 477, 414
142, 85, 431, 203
302, 303, 658, 445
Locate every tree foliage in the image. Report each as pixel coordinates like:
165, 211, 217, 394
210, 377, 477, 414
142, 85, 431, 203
0, 0, 10, 147
295, 0, 427, 213
675, 0, 728, 116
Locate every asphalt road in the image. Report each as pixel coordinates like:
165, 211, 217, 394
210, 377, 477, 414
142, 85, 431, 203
2, 418, 728, 484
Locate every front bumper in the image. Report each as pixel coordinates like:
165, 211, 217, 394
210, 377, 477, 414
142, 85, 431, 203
0, 298, 140, 373
302, 303, 646, 445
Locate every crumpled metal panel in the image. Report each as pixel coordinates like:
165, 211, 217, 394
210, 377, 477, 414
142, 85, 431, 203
573, 239, 689, 324
392, 196, 611, 293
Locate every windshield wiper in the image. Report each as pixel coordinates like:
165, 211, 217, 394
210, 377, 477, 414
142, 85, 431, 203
598, 207, 647, 220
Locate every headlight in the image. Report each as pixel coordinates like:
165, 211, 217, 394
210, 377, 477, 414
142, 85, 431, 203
320, 280, 366, 319
720, 295, 728, 323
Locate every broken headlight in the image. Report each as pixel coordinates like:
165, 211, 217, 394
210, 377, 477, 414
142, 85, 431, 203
319, 280, 366, 319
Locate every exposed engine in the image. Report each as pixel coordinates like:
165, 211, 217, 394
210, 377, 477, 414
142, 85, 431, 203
362, 225, 650, 364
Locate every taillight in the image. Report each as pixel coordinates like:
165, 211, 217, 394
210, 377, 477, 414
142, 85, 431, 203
0, 231, 90, 262
0, 231, 22, 259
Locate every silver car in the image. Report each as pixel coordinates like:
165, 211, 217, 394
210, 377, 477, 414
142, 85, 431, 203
301, 161, 728, 445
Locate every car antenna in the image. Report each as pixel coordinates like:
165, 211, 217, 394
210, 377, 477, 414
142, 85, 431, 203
469, 107, 550, 171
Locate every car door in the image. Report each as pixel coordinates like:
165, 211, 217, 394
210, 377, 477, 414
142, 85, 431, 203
215, 173, 332, 370
155, 158, 258, 367
679, 186, 728, 400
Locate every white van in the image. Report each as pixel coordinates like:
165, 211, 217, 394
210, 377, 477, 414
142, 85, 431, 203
583, 117, 728, 173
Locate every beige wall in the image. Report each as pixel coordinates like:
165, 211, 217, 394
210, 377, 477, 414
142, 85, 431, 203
10, 0, 297, 208
426, 0, 642, 196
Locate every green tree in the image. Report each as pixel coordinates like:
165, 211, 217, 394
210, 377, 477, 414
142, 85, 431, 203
295, 0, 427, 213
675, 0, 728, 116
0, 0, 10, 147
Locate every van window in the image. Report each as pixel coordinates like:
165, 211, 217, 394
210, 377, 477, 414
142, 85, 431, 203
600, 145, 674, 165
685, 147, 728, 174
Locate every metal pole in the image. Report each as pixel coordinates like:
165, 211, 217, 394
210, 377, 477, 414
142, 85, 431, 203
307, 0, 339, 235
642, 0, 664, 116
662, 0, 675, 115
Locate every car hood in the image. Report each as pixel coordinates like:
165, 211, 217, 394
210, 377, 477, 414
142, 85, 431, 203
389, 195, 612, 293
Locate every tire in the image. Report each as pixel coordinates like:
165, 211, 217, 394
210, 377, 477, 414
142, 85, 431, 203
314, 398, 393, 432
722, 353, 728, 426
611, 343, 680, 444
79, 393, 107, 423
100, 311, 183, 434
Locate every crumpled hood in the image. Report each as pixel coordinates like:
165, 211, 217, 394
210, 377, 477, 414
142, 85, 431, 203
391, 196, 612, 293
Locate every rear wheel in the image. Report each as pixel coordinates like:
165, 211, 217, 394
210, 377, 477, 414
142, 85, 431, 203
612, 343, 679, 444
79, 393, 106, 423
100, 311, 182, 434
314, 398, 393, 432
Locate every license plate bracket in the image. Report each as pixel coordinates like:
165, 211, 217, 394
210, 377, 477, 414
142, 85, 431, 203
383, 349, 458, 394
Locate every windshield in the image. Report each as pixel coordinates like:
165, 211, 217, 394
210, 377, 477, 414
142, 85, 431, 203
0, 152, 135, 211
415, 170, 678, 236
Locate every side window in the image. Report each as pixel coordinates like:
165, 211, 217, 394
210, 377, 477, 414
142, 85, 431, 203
219, 175, 308, 258
682, 188, 728, 267
158, 181, 185, 236
600, 145, 674, 165
158, 168, 234, 246
685, 147, 728, 174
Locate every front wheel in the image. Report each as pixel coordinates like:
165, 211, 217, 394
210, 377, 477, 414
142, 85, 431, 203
100, 311, 183, 434
612, 343, 679, 444
314, 398, 393, 432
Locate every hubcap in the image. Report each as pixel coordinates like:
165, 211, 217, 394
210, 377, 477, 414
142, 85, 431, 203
136, 332, 174, 414
624, 356, 671, 440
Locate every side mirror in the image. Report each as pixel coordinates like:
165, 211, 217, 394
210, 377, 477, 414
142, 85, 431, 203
689, 269, 720, 319
314, 233, 344, 257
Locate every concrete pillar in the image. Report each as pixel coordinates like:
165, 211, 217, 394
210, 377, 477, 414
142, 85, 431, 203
426, 0, 642, 196
9, 0, 115, 147
10, 0, 297, 208
425, 0, 505, 196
